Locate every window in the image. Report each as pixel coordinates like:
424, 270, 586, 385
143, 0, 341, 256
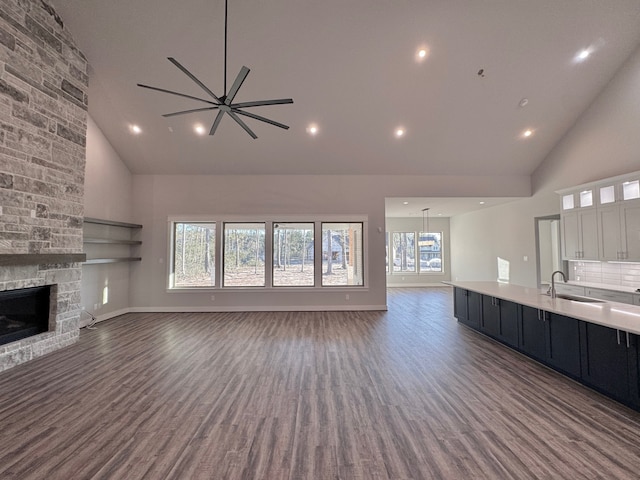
172, 222, 215, 287
223, 223, 265, 287
273, 223, 314, 286
419, 232, 442, 273
321, 222, 363, 286
169, 217, 366, 290
392, 232, 415, 272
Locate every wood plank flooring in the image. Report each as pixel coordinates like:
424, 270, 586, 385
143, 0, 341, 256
2, 287, 640, 479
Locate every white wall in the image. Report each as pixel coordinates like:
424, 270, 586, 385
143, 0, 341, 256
82, 116, 135, 322
385, 216, 451, 286
130, 174, 528, 310
450, 44, 640, 288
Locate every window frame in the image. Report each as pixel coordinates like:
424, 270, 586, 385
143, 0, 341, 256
167, 215, 368, 292
222, 222, 267, 288
272, 222, 316, 287
387, 229, 445, 276
320, 221, 365, 287
418, 231, 444, 274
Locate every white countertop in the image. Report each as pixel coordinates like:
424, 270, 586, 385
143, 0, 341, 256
445, 281, 640, 335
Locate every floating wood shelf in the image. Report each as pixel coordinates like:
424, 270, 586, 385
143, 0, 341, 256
83, 238, 142, 245
82, 217, 143, 265
83, 217, 142, 229
84, 257, 142, 265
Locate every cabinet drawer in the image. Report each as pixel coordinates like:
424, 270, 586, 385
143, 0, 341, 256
584, 288, 633, 304
634, 295, 640, 306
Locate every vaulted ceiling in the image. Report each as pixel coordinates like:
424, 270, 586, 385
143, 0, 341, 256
54, 0, 640, 176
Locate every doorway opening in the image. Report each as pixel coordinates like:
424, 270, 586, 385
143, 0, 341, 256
535, 215, 564, 289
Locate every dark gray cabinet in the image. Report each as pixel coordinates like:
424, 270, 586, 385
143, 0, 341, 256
454, 288, 481, 329
546, 312, 581, 377
519, 305, 547, 362
519, 306, 581, 378
481, 295, 518, 347
580, 322, 639, 406
450, 287, 640, 412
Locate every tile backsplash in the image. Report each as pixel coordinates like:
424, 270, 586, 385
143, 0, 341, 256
570, 261, 640, 288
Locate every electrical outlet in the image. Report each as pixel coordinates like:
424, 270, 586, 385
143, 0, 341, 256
211, 295, 215, 301
345, 294, 350, 300
30, 209, 36, 218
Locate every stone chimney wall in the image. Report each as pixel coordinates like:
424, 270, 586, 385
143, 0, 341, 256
0, 0, 88, 371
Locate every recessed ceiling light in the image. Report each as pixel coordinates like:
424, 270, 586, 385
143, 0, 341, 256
130, 124, 142, 134
395, 127, 406, 138
522, 129, 533, 138
574, 48, 593, 63
306, 123, 319, 136
194, 124, 206, 135
403, 201, 409, 205
479, 201, 485, 205
416, 47, 429, 62
518, 98, 529, 108
438, 213, 443, 216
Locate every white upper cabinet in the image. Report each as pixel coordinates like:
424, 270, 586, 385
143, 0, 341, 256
558, 170, 640, 262
561, 208, 598, 260
598, 205, 624, 260
622, 200, 640, 260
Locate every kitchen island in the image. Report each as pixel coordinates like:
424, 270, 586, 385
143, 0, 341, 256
446, 281, 640, 411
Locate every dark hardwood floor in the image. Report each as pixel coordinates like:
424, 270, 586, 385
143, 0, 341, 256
1, 287, 640, 479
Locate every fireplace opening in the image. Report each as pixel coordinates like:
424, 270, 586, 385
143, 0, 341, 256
0, 286, 51, 346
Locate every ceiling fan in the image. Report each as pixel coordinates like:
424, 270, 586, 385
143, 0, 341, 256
137, 0, 293, 139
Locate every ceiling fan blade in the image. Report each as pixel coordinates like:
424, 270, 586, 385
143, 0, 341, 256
232, 98, 294, 108
225, 66, 250, 105
167, 57, 222, 103
162, 106, 219, 118
233, 109, 289, 130
209, 110, 225, 136
228, 110, 257, 139
137, 83, 219, 106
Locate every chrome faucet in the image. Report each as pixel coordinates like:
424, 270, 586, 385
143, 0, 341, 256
550, 270, 566, 299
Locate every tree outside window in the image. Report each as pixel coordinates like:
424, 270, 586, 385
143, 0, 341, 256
223, 223, 265, 287
321, 223, 363, 286
392, 232, 416, 272
419, 232, 442, 272
273, 223, 314, 286
173, 222, 215, 287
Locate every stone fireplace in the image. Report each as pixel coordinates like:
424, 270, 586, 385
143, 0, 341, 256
0, 284, 51, 346
0, 0, 88, 370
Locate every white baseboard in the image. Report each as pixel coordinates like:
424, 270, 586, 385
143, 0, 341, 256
79, 307, 131, 328
129, 304, 388, 313
80, 304, 388, 325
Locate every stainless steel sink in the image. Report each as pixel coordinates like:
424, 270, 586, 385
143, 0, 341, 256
554, 294, 605, 303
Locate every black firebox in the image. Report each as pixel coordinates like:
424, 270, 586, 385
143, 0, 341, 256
0, 286, 51, 346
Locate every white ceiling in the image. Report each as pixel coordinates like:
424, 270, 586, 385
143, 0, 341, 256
52, 0, 640, 179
